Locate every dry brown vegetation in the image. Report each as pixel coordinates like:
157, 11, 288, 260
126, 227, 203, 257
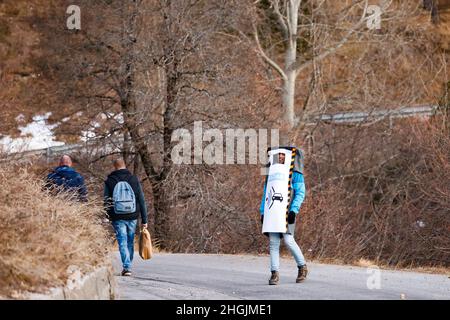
0, 166, 111, 297
296, 115, 450, 268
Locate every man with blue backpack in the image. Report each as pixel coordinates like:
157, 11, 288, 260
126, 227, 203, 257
104, 158, 148, 276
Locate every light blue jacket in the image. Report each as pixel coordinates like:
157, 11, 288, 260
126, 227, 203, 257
259, 171, 306, 215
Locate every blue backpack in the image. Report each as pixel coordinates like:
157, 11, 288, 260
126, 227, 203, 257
112, 180, 136, 214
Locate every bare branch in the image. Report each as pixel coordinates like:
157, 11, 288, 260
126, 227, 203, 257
253, 22, 287, 81
291, 0, 369, 75
271, 0, 289, 39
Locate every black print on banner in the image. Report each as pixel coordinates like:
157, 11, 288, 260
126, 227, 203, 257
267, 186, 283, 209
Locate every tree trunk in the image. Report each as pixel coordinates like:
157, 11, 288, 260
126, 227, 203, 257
152, 2, 181, 249
280, 0, 300, 143
153, 52, 179, 248
283, 70, 296, 129
118, 0, 168, 246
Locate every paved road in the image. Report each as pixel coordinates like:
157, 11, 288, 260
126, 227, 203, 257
114, 253, 449, 300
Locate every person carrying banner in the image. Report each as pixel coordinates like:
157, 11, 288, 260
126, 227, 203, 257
259, 147, 307, 285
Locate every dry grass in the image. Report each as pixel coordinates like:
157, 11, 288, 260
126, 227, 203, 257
296, 116, 450, 269
0, 165, 111, 297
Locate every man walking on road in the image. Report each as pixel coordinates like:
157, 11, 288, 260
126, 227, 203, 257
104, 158, 148, 276
46, 155, 88, 202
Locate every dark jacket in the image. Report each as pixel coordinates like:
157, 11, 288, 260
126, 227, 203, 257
46, 166, 88, 202
104, 169, 148, 223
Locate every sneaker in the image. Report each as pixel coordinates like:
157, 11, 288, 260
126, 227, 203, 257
121, 269, 132, 276
269, 271, 279, 285
296, 265, 308, 283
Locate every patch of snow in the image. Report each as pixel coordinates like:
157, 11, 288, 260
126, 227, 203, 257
415, 220, 426, 228
80, 121, 101, 142
80, 130, 96, 142
15, 114, 26, 124
80, 112, 124, 142
0, 112, 65, 153
114, 113, 124, 124
100, 112, 124, 124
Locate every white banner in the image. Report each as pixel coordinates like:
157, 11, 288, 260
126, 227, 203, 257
262, 148, 293, 234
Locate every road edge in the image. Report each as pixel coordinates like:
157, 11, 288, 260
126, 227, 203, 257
24, 264, 116, 300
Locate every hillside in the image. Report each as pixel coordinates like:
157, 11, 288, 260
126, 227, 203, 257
0, 0, 449, 142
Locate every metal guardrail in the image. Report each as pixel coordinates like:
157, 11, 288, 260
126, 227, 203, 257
305, 105, 439, 125
21, 143, 86, 158
0, 138, 125, 163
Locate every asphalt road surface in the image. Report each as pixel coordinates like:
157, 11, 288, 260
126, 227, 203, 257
114, 253, 449, 300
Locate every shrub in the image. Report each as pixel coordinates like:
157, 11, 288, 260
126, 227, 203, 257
0, 166, 111, 297
298, 117, 450, 268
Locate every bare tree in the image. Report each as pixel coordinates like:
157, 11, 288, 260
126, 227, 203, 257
422, 0, 450, 23
251, 0, 384, 133
34, 0, 265, 249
